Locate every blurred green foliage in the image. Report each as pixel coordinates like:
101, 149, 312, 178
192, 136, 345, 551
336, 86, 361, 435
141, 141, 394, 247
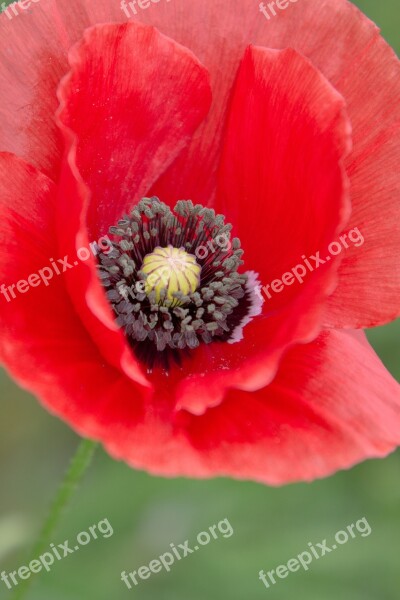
0, 1, 399, 599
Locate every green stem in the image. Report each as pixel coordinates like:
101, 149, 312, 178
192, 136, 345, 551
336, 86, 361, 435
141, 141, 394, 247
11, 438, 98, 600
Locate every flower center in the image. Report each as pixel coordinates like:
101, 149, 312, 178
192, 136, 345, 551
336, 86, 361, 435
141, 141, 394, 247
97, 197, 262, 371
141, 246, 201, 306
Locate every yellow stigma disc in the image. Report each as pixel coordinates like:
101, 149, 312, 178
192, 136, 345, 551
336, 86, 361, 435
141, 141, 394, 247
141, 246, 201, 305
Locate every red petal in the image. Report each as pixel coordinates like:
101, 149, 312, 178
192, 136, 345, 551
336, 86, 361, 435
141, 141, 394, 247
55, 21, 211, 388
215, 45, 351, 294
325, 39, 400, 327
0, 153, 149, 430
176, 330, 400, 484
57, 21, 211, 240
174, 45, 350, 416
0, 3, 70, 180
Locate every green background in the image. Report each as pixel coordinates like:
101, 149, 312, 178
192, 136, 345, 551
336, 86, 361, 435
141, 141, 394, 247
0, 1, 399, 599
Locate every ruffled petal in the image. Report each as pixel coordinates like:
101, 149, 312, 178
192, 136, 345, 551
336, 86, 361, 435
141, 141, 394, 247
0, 153, 149, 432
173, 330, 400, 484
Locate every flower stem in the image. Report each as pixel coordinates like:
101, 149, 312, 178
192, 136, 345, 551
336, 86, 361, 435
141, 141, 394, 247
11, 438, 98, 600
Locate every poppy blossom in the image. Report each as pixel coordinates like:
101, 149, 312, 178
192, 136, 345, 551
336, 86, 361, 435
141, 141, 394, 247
0, 0, 399, 484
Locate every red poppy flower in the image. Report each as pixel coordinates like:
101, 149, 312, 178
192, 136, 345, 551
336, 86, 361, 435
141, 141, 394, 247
0, 0, 399, 485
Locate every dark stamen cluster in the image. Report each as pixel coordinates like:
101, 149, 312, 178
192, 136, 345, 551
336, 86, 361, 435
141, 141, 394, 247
97, 197, 250, 371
